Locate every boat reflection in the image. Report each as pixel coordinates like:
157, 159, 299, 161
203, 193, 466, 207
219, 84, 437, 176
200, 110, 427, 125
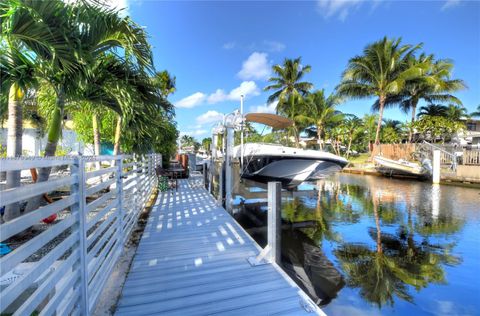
233, 173, 470, 310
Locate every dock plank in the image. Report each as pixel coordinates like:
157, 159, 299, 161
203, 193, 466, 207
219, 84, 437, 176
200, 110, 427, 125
115, 176, 323, 316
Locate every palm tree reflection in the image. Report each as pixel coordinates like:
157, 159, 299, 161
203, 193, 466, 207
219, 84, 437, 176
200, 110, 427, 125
334, 187, 462, 307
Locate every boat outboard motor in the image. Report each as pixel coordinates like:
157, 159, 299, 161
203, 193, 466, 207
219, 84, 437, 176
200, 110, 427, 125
421, 158, 433, 175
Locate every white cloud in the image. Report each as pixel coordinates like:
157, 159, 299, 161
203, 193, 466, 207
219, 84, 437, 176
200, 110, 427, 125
222, 41, 236, 49
196, 110, 224, 125
65, 0, 130, 16
207, 89, 228, 104
238, 52, 271, 81
317, 0, 371, 21
205, 81, 260, 104
249, 101, 278, 114
176, 82, 260, 108
228, 81, 260, 100
441, 0, 461, 10
175, 92, 206, 108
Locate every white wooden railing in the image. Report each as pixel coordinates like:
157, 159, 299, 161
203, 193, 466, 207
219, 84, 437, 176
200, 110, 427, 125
0, 153, 161, 315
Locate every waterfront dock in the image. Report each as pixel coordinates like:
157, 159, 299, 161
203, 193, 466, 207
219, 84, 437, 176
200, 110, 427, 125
115, 175, 322, 315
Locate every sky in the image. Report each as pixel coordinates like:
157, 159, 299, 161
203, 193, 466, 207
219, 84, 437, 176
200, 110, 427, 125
117, 0, 479, 140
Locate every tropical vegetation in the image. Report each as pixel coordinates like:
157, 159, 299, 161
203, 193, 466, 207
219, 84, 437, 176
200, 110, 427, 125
0, 0, 178, 220
258, 37, 467, 157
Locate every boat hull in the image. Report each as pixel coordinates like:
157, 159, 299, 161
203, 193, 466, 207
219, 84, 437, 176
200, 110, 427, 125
374, 156, 430, 179
237, 143, 348, 188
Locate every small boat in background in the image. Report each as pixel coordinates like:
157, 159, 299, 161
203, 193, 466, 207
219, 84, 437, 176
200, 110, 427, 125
374, 156, 432, 179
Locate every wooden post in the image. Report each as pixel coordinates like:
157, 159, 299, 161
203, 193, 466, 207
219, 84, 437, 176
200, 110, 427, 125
267, 182, 281, 265
433, 150, 440, 184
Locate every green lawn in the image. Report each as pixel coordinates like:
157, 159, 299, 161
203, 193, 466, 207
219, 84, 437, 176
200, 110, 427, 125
347, 153, 370, 165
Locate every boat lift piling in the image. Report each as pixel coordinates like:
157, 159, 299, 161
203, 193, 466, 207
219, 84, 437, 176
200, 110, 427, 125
267, 181, 282, 265
248, 181, 282, 266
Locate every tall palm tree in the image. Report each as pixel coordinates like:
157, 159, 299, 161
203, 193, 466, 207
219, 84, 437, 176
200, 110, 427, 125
24, 1, 155, 213
297, 90, 343, 150
376, 54, 466, 142
1, 0, 79, 221
264, 57, 313, 112
417, 104, 448, 117
336, 37, 423, 146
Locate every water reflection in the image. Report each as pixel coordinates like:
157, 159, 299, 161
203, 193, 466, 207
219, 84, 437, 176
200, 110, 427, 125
233, 173, 479, 314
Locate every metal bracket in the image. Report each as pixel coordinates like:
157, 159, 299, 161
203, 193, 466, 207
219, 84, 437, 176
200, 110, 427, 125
247, 245, 271, 266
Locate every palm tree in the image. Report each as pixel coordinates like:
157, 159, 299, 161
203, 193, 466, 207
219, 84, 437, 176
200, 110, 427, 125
336, 37, 423, 146
264, 57, 313, 112
362, 114, 378, 152
343, 115, 363, 158
417, 104, 448, 117
471, 105, 480, 117
280, 94, 307, 148
1, 0, 80, 221
152, 70, 176, 98
298, 90, 343, 150
24, 1, 155, 213
376, 55, 466, 142
445, 104, 468, 121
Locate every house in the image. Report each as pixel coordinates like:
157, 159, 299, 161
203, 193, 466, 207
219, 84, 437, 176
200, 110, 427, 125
0, 120, 92, 156
458, 118, 480, 146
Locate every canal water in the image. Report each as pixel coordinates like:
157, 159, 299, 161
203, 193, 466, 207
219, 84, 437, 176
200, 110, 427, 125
230, 173, 480, 315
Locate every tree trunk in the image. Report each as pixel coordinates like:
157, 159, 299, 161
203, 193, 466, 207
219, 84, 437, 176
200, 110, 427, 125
113, 115, 122, 155
317, 125, 323, 150
4, 83, 24, 222
372, 196, 383, 254
346, 135, 353, 159
92, 114, 101, 171
24, 91, 64, 214
92, 114, 101, 156
292, 123, 300, 148
374, 96, 385, 146
408, 101, 418, 143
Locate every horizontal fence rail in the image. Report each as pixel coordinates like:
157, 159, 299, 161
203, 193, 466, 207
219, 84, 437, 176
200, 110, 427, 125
0, 154, 161, 315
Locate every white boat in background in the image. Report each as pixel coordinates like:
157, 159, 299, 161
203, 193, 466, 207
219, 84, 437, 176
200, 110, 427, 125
374, 156, 432, 179
234, 143, 348, 187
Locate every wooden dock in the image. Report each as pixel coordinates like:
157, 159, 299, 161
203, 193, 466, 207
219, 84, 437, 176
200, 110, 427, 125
115, 176, 323, 315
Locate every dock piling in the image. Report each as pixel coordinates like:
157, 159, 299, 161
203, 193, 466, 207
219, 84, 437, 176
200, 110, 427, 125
433, 150, 441, 184
267, 181, 282, 265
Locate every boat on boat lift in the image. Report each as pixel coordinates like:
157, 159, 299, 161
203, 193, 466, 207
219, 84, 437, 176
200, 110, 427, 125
374, 155, 432, 179
233, 113, 348, 188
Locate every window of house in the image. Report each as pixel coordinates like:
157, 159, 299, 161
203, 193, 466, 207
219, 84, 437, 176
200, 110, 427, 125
467, 122, 477, 131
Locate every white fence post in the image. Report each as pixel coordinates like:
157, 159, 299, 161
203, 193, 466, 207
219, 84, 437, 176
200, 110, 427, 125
116, 156, 124, 239
433, 150, 441, 184
267, 181, 282, 265
71, 157, 89, 315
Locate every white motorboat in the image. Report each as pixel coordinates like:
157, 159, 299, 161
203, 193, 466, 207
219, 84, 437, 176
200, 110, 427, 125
374, 156, 432, 179
234, 143, 348, 187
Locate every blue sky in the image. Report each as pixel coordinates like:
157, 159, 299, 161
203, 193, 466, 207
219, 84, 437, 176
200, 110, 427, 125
120, 0, 479, 140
